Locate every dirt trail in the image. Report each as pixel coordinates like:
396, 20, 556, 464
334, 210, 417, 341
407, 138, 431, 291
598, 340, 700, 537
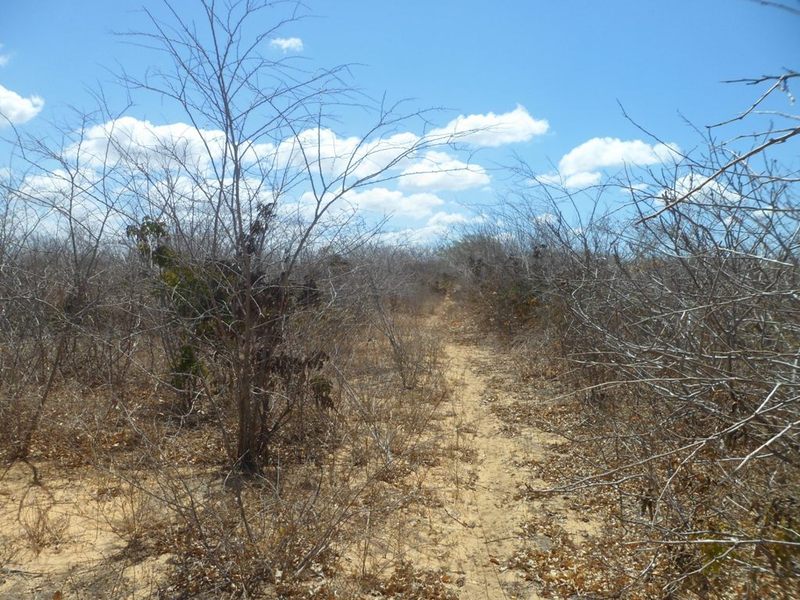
383, 312, 540, 599
436, 340, 541, 600
382, 303, 602, 600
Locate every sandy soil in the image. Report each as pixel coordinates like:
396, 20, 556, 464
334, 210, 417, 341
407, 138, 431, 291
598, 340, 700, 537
0, 463, 171, 599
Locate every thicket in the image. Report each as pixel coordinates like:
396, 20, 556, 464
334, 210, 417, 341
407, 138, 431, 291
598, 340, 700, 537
451, 73, 800, 596
0, 1, 460, 596
0, 212, 453, 596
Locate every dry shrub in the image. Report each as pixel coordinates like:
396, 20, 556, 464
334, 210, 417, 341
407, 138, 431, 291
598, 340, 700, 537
0, 533, 16, 571
368, 560, 459, 599
17, 488, 69, 556
446, 233, 541, 335
63, 281, 450, 598
540, 205, 800, 594
0, 221, 451, 598
376, 313, 443, 391
456, 99, 800, 595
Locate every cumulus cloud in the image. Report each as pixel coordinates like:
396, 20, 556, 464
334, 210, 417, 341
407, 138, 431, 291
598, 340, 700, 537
657, 172, 739, 206
399, 150, 490, 191
73, 104, 546, 185
270, 37, 304, 52
430, 105, 548, 147
427, 211, 471, 227
72, 117, 420, 188
55, 107, 538, 239
342, 187, 444, 219
0, 84, 44, 125
276, 128, 422, 182
13, 168, 129, 237
295, 186, 446, 225
562, 171, 602, 188
380, 211, 485, 244
533, 212, 556, 225
77, 116, 230, 169
538, 170, 602, 189
539, 137, 680, 190
559, 137, 679, 177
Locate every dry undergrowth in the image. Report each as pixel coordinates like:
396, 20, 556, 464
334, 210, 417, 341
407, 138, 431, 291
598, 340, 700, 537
7, 293, 792, 599
0, 299, 456, 599
495, 336, 800, 599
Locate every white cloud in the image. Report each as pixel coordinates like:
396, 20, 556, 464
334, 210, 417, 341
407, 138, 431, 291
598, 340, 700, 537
270, 37, 304, 52
427, 211, 471, 227
538, 170, 601, 189
399, 150, 490, 191
563, 171, 602, 188
380, 211, 484, 244
13, 168, 128, 238
295, 186, 446, 225
657, 172, 739, 206
79, 117, 419, 184
342, 187, 444, 219
277, 127, 421, 182
350, 131, 422, 179
533, 212, 556, 225
0, 84, 44, 125
63, 107, 545, 232
559, 137, 679, 176
72, 117, 421, 193
72, 104, 543, 187
539, 137, 680, 190
430, 105, 548, 147
751, 208, 774, 221
78, 116, 228, 169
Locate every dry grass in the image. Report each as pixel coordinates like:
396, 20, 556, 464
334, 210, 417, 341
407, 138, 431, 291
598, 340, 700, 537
17, 489, 70, 556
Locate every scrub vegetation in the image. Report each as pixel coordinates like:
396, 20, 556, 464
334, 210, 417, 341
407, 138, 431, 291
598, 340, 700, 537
1, 1, 798, 598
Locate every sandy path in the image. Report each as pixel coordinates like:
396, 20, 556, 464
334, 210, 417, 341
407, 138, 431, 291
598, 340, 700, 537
388, 309, 552, 599
439, 341, 540, 600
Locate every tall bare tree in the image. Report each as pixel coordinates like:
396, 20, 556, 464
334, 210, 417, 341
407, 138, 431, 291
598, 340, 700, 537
101, 0, 461, 473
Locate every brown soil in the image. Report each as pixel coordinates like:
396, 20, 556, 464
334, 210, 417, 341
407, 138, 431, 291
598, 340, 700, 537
0, 463, 171, 599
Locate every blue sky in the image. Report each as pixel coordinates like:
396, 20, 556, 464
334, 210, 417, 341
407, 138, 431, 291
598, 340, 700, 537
1, 0, 798, 240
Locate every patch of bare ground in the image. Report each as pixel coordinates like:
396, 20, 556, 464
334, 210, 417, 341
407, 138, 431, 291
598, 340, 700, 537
0, 462, 172, 599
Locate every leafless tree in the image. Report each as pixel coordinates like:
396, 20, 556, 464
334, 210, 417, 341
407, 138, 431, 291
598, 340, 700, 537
77, 0, 467, 474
